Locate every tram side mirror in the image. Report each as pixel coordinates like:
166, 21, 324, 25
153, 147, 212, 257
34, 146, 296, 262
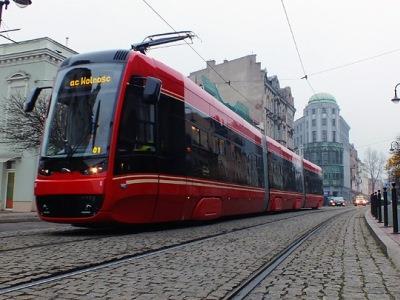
24, 86, 52, 112
143, 77, 161, 104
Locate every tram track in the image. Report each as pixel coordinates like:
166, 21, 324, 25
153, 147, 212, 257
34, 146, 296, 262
223, 209, 353, 300
0, 209, 324, 253
0, 208, 344, 295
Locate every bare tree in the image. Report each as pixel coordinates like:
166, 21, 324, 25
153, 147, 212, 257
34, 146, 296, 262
364, 147, 386, 193
386, 136, 400, 186
0, 94, 48, 152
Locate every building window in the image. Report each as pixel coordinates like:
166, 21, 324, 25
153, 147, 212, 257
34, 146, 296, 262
312, 119, 316, 127
7, 72, 30, 98
312, 108, 316, 115
6, 160, 16, 170
332, 108, 336, 114
300, 135, 303, 144
191, 125, 200, 145
332, 119, 336, 127
322, 130, 327, 142
332, 131, 336, 142
312, 131, 317, 142
4, 72, 30, 129
322, 108, 326, 113
322, 152, 328, 164
322, 118, 327, 126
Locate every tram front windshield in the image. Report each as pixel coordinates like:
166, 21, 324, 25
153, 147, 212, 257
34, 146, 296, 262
42, 63, 123, 158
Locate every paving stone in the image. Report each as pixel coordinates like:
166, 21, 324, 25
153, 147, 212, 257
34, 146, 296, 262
247, 208, 400, 299
3, 208, 399, 299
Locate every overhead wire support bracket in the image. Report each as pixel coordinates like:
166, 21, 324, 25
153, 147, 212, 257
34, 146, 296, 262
131, 31, 196, 54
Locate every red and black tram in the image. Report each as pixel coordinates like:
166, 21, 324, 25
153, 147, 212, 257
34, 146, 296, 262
25, 38, 323, 225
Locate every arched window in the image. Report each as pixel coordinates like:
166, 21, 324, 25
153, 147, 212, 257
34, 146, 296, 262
6, 72, 30, 98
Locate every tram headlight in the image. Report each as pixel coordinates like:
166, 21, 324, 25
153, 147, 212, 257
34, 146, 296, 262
82, 161, 106, 175
90, 166, 102, 174
38, 168, 51, 176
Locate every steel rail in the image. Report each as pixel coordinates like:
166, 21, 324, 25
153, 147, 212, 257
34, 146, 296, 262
0, 209, 332, 295
224, 210, 352, 300
0, 210, 322, 252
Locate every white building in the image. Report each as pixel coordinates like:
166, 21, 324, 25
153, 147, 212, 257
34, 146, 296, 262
0, 37, 76, 211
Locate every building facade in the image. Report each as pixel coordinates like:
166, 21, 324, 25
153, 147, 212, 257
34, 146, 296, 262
0, 37, 77, 211
294, 93, 352, 201
189, 55, 296, 150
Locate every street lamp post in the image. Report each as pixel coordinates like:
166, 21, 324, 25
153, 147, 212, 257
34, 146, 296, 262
390, 141, 400, 153
391, 83, 400, 104
0, 0, 31, 29
389, 141, 400, 184
0, 1, 10, 28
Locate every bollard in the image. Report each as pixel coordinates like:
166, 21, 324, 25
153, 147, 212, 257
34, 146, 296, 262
373, 192, 378, 219
378, 190, 382, 223
371, 193, 375, 218
392, 183, 399, 234
383, 187, 388, 227
370, 193, 375, 217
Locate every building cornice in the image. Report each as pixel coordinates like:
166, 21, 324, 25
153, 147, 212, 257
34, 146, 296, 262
0, 48, 65, 67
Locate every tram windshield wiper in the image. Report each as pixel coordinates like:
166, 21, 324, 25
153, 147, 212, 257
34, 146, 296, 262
91, 100, 101, 149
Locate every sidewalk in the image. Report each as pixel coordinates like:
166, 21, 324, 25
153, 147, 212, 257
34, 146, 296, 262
0, 210, 39, 223
364, 208, 400, 270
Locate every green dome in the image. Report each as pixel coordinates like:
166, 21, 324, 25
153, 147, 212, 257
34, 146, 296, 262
308, 93, 337, 104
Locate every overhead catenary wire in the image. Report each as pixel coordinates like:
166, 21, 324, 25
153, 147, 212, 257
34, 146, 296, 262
141, 0, 258, 108
308, 47, 400, 77
283, 46, 400, 81
280, 0, 315, 94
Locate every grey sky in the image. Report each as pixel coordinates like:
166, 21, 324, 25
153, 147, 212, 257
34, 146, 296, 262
3, 0, 400, 160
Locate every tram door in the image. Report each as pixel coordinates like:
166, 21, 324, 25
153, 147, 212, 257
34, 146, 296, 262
262, 136, 270, 211
5, 171, 15, 209
113, 78, 160, 222
153, 93, 187, 222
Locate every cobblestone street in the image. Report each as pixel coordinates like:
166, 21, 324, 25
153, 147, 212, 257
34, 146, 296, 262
1, 207, 399, 299
0, 209, 327, 289
248, 208, 400, 300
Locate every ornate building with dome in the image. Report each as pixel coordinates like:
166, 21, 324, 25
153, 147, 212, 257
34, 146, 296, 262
293, 93, 351, 202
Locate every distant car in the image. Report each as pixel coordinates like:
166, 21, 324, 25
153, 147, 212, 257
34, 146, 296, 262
329, 196, 346, 206
354, 195, 367, 206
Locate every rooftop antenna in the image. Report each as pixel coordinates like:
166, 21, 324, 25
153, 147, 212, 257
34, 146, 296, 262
65, 36, 69, 47
131, 31, 195, 54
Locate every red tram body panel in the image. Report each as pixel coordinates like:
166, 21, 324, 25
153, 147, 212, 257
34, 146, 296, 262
31, 49, 323, 225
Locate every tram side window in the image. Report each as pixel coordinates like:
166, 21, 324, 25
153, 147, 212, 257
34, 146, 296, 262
268, 152, 283, 190
304, 170, 323, 195
282, 159, 295, 192
157, 93, 186, 174
189, 125, 208, 148
117, 83, 156, 153
294, 164, 304, 193
186, 121, 213, 178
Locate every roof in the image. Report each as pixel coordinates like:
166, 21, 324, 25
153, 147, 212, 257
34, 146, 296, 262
308, 92, 337, 104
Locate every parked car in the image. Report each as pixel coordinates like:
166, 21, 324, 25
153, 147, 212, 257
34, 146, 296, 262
329, 196, 346, 206
354, 195, 367, 206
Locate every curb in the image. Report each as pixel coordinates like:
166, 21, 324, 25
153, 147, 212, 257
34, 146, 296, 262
364, 210, 400, 271
0, 214, 39, 224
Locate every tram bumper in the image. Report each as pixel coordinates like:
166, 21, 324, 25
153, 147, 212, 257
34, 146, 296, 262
34, 177, 109, 223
